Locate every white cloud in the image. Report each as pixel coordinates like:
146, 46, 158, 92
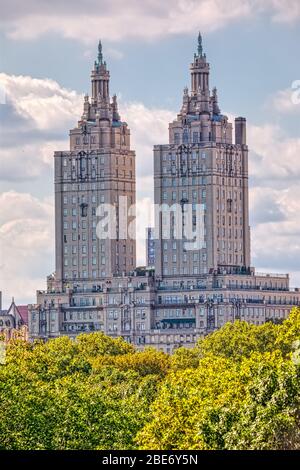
250, 185, 300, 287
0, 0, 299, 43
0, 73, 82, 182
248, 123, 300, 184
0, 191, 54, 307
120, 101, 174, 185
266, 0, 300, 23
247, 121, 300, 288
0, 73, 82, 131
268, 86, 300, 115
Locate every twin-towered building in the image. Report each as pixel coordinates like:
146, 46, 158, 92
28, 35, 300, 352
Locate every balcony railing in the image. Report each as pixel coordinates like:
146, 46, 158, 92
255, 272, 289, 279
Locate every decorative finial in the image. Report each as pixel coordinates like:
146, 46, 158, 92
198, 32, 203, 57
97, 39, 103, 65
112, 94, 120, 121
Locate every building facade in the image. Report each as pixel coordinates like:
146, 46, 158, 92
54, 40, 136, 288
28, 36, 300, 352
154, 33, 250, 279
0, 298, 29, 342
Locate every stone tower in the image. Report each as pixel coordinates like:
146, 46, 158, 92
154, 33, 251, 280
54, 41, 136, 288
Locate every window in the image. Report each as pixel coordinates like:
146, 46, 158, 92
183, 129, 189, 144
81, 204, 88, 217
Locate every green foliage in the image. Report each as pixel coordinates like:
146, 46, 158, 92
196, 320, 279, 360
0, 309, 300, 450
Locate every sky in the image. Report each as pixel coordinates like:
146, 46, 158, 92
0, 0, 300, 308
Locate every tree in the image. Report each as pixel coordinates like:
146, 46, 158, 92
0, 309, 299, 450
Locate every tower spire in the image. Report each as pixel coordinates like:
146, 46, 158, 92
91, 39, 110, 103
197, 31, 203, 57
190, 32, 210, 96
97, 39, 103, 65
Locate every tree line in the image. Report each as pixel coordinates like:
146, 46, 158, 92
0, 308, 299, 450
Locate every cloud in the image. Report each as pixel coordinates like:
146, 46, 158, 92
0, 73, 82, 131
244, 118, 300, 286
249, 187, 287, 225
248, 123, 300, 186
0, 73, 82, 182
119, 101, 174, 192
0, 0, 299, 43
250, 186, 300, 286
268, 85, 300, 115
0, 191, 54, 307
